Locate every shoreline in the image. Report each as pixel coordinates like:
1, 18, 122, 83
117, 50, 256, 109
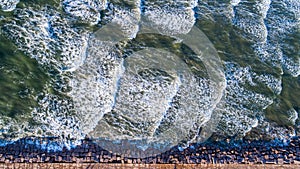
0, 163, 299, 169
0, 137, 299, 165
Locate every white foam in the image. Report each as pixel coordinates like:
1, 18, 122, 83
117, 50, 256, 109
253, 42, 283, 69
232, 1, 269, 43
143, 0, 197, 35
111, 6, 141, 39
287, 108, 298, 125
230, 0, 240, 6
253, 73, 282, 95
283, 0, 300, 19
259, 0, 271, 19
265, 121, 296, 139
282, 55, 300, 77
62, 0, 107, 25
0, 0, 19, 11
69, 39, 125, 134
32, 94, 84, 142
214, 63, 273, 137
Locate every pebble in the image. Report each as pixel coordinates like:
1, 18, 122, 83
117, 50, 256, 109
0, 137, 300, 165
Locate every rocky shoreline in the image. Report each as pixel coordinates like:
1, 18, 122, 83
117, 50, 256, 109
0, 137, 299, 165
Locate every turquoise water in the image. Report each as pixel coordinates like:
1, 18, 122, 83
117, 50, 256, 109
0, 0, 299, 156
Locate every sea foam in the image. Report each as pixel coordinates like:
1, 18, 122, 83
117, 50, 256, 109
0, 0, 19, 11
214, 62, 274, 137
62, 0, 107, 25
142, 0, 198, 35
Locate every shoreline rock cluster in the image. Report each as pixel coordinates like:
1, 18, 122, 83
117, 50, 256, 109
0, 137, 299, 165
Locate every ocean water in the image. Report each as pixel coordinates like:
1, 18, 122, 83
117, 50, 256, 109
0, 0, 299, 157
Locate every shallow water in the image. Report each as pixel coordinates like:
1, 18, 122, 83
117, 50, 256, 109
0, 0, 299, 157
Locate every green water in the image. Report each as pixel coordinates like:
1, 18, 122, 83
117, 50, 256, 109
265, 75, 300, 126
17, 0, 60, 9
0, 35, 49, 129
126, 33, 209, 78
